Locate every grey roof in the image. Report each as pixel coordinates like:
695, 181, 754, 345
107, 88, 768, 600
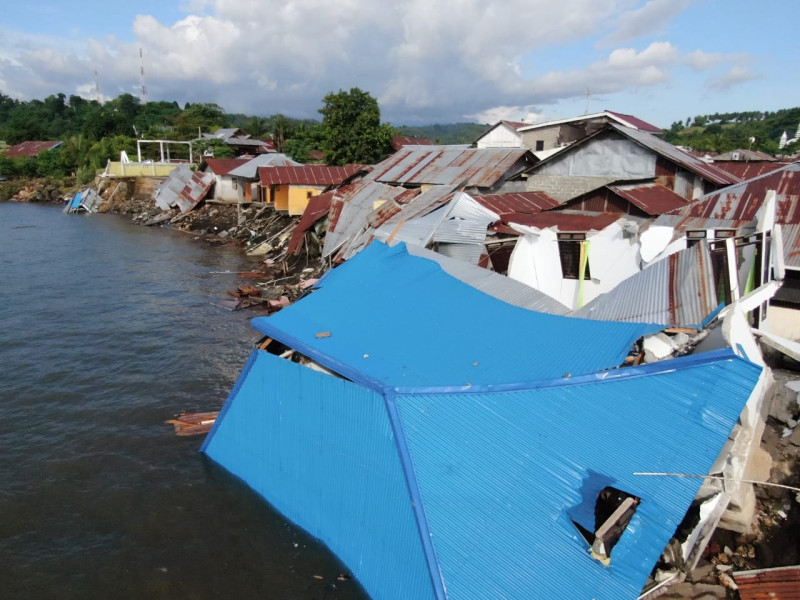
364, 145, 533, 188
572, 241, 719, 327
402, 243, 571, 315
228, 153, 301, 178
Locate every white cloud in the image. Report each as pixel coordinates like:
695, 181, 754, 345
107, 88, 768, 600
0, 0, 763, 123
705, 65, 760, 91
600, 0, 696, 46
465, 105, 545, 125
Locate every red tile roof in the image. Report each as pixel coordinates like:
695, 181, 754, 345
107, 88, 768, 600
203, 158, 249, 175
6, 141, 62, 157
607, 182, 688, 215
259, 164, 366, 186
473, 191, 560, 218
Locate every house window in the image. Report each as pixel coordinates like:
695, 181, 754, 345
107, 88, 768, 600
535, 140, 545, 151
686, 230, 707, 248
558, 233, 590, 279
714, 229, 735, 239
306, 191, 313, 199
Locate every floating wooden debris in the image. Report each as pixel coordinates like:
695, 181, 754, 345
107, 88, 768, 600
165, 411, 219, 436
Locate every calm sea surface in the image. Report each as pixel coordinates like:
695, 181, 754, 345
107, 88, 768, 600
0, 203, 366, 599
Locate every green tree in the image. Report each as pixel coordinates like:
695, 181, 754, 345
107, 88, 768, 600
191, 138, 235, 159
318, 88, 394, 165
173, 103, 228, 139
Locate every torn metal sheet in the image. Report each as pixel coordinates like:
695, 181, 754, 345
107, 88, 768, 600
63, 188, 104, 214
573, 242, 719, 328
734, 565, 800, 600
153, 164, 214, 213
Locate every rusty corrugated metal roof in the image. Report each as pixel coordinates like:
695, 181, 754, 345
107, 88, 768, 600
573, 241, 718, 327
605, 111, 662, 133
500, 210, 622, 232
473, 191, 560, 217
259, 164, 366, 186
153, 164, 214, 213
5, 140, 62, 157
287, 189, 337, 254
391, 137, 433, 150
734, 565, 800, 600
713, 161, 789, 180
609, 124, 740, 186
607, 181, 688, 215
322, 181, 419, 258
203, 158, 249, 176
665, 162, 800, 223
365, 146, 532, 188
781, 223, 800, 270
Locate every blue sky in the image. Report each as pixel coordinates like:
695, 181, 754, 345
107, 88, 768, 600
1, 0, 797, 132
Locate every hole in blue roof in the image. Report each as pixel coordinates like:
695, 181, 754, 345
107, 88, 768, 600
569, 471, 640, 566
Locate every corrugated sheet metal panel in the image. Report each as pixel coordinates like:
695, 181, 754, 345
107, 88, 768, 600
611, 124, 740, 185
252, 241, 662, 389
433, 242, 484, 265
573, 242, 719, 327
392, 137, 433, 150
203, 158, 249, 175
606, 110, 663, 133
153, 164, 213, 212
473, 191, 561, 215
322, 181, 412, 258
203, 351, 435, 600
287, 189, 336, 254
403, 243, 570, 314
431, 192, 499, 244
366, 146, 531, 188
781, 223, 800, 270
665, 162, 800, 223
393, 350, 762, 600
371, 206, 449, 250
713, 162, 788, 180
259, 164, 364, 186
735, 565, 800, 600
608, 182, 688, 215
5, 140, 61, 157
505, 210, 622, 231
227, 153, 301, 178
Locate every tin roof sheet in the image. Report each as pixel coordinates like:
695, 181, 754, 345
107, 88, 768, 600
473, 191, 561, 217
203, 158, 249, 176
5, 140, 62, 157
712, 161, 788, 180
153, 164, 214, 213
663, 162, 800, 224
365, 146, 532, 188
394, 349, 761, 600
392, 136, 433, 150
573, 242, 719, 327
322, 181, 418, 258
608, 181, 688, 215
517, 110, 661, 134
609, 124, 740, 186
734, 565, 800, 600
259, 164, 365, 186
403, 243, 570, 315
605, 110, 663, 133
227, 153, 301, 178
287, 189, 337, 254
500, 210, 623, 232
252, 241, 663, 388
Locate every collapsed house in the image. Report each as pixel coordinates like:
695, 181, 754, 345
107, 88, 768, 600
63, 187, 104, 214
201, 241, 768, 600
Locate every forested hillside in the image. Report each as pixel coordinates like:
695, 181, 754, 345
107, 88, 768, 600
662, 107, 800, 154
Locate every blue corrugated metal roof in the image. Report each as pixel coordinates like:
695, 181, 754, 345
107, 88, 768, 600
392, 348, 762, 599
251, 242, 662, 388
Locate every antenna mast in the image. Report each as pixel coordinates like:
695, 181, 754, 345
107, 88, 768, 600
139, 48, 148, 104
94, 70, 101, 103
584, 87, 591, 115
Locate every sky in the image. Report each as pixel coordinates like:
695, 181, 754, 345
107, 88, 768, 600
0, 0, 797, 129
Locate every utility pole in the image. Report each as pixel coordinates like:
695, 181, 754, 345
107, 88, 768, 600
584, 87, 591, 115
139, 48, 148, 104
94, 70, 101, 103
